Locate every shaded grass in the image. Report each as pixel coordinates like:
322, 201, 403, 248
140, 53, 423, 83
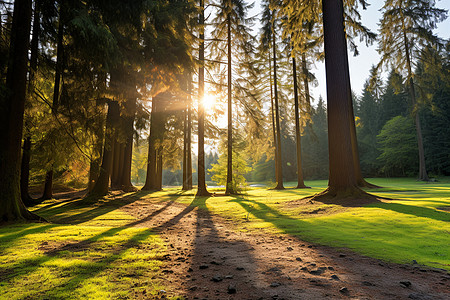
0, 192, 181, 300
146, 178, 450, 271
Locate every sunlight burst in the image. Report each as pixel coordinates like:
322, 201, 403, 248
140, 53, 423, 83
203, 93, 216, 111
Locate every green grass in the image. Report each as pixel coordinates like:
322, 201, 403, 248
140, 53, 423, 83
0, 194, 176, 300
157, 178, 450, 271
0, 178, 449, 299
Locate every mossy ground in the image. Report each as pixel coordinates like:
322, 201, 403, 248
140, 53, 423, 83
0, 178, 449, 299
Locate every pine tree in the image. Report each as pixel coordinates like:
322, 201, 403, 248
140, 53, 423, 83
376, 0, 447, 181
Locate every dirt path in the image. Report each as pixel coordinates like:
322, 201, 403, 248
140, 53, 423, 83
119, 197, 449, 300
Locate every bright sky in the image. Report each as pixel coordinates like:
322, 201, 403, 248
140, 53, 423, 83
249, 0, 450, 104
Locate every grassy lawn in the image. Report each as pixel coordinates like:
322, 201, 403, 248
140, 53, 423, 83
171, 177, 450, 271
0, 178, 449, 299
0, 195, 172, 300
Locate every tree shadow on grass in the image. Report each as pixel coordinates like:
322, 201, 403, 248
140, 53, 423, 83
32, 190, 160, 225
368, 202, 450, 222
0, 192, 179, 287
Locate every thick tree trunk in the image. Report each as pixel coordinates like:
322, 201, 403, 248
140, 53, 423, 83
196, 0, 210, 196
41, 169, 53, 200
142, 95, 165, 191
89, 101, 120, 197
0, 0, 42, 222
292, 56, 307, 189
272, 29, 284, 190
225, 14, 235, 195
317, 0, 369, 200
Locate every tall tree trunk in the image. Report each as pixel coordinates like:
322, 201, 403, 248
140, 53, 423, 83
42, 3, 64, 200
225, 14, 235, 195
111, 139, 121, 189
187, 77, 193, 189
89, 101, 119, 197
318, 0, 367, 199
0, 0, 41, 222
403, 30, 429, 181
52, 3, 64, 112
156, 149, 163, 190
21, 2, 40, 205
41, 170, 53, 200
20, 136, 32, 205
292, 55, 307, 188
121, 95, 136, 192
196, 0, 210, 196
182, 102, 188, 190
301, 53, 311, 123
272, 29, 284, 190
269, 48, 278, 182
142, 95, 164, 191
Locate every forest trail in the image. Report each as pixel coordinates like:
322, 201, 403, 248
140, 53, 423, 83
117, 194, 450, 300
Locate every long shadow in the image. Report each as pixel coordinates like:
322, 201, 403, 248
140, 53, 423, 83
1, 193, 179, 284
183, 195, 267, 298
34, 190, 158, 225
368, 202, 450, 222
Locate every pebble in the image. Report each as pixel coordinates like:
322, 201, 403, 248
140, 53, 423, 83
339, 287, 349, 294
296, 257, 302, 261
400, 281, 412, 288
330, 275, 340, 281
212, 275, 223, 282
270, 282, 281, 287
227, 284, 237, 294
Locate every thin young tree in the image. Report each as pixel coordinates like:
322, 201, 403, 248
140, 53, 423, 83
376, 0, 447, 181
260, 0, 284, 189
210, 0, 254, 194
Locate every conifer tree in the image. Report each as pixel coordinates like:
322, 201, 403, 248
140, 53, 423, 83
210, 0, 254, 194
376, 0, 447, 181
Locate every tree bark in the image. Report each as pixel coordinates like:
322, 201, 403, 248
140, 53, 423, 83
120, 95, 136, 192
292, 55, 307, 188
156, 149, 163, 190
142, 95, 165, 191
0, 0, 42, 222
196, 0, 210, 196
89, 101, 119, 197
272, 28, 284, 190
317, 0, 369, 200
21, 2, 40, 205
20, 136, 33, 204
187, 78, 193, 189
269, 47, 278, 182
52, 2, 64, 111
41, 170, 53, 200
225, 14, 235, 195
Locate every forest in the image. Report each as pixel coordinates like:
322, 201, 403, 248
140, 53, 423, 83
0, 0, 449, 299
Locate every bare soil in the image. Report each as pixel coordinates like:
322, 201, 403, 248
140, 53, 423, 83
118, 196, 450, 300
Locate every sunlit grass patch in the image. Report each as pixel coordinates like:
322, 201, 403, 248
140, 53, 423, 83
0, 196, 174, 300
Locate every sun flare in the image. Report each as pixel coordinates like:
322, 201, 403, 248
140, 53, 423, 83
203, 93, 216, 111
